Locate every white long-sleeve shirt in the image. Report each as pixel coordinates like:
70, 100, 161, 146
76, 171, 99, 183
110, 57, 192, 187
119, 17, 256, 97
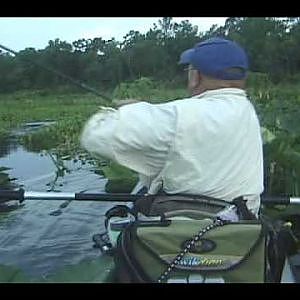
80, 88, 264, 214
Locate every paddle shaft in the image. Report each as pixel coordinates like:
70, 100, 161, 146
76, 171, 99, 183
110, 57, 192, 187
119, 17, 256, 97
0, 189, 144, 203
262, 196, 300, 205
0, 189, 300, 205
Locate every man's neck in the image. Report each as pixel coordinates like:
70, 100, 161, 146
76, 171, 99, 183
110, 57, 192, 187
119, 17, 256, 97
190, 87, 247, 99
191, 80, 246, 96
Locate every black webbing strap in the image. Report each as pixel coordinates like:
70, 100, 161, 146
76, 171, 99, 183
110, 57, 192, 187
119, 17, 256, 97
232, 197, 257, 220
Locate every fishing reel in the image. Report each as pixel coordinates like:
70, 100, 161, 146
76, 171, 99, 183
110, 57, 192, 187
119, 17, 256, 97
92, 204, 136, 255
92, 232, 114, 255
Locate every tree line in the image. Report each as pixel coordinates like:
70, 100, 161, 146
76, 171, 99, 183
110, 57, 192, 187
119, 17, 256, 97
1, 17, 300, 93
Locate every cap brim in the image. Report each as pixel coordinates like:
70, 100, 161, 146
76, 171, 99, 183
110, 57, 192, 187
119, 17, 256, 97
178, 48, 194, 64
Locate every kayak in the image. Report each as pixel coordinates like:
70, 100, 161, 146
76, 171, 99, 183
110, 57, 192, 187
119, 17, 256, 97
52, 195, 300, 283
2, 223, 298, 283
93, 196, 300, 283
1, 187, 300, 283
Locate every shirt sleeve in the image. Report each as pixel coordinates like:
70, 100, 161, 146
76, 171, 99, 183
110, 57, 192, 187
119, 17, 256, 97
80, 107, 119, 161
80, 102, 177, 177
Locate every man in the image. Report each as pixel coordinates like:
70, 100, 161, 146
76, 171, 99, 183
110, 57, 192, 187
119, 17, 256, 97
80, 37, 264, 218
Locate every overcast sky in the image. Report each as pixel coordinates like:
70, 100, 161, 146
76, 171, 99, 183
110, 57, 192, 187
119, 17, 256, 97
0, 17, 227, 52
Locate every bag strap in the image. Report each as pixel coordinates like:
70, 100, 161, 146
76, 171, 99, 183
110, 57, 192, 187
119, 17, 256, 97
133, 191, 257, 221
158, 190, 232, 207
231, 196, 257, 220
157, 218, 230, 283
132, 195, 156, 216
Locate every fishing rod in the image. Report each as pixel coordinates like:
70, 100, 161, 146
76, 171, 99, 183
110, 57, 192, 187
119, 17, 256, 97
0, 43, 112, 102
0, 189, 300, 205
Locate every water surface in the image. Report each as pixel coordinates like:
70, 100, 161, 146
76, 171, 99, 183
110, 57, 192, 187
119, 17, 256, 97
0, 122, 116, 280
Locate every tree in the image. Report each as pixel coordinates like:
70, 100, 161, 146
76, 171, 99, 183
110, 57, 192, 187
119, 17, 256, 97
2, 17, 300, 93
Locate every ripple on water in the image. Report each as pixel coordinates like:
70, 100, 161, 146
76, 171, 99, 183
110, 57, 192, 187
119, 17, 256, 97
0, 122, 118, 280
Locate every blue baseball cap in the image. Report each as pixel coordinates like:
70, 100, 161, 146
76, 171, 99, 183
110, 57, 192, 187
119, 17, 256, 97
179, 37, 249, 80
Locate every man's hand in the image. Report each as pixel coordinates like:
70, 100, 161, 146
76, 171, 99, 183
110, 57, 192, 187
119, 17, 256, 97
112, 99, 141, 108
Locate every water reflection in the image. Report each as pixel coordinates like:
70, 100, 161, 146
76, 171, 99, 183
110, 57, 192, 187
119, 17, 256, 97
0, 122, 112, 281
0, 135, 18, 158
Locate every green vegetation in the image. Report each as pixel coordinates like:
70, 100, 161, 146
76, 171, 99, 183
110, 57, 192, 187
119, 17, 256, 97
0, 90, 105, 138
0, 78, 186, 140
1, 18, 300, 284
244, 73, 300, 196
0, 74, 299, 196
0, 79, 187, 193
2, 18, 300, 93
113, 77, 188, 102
0, 17, 299, 196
